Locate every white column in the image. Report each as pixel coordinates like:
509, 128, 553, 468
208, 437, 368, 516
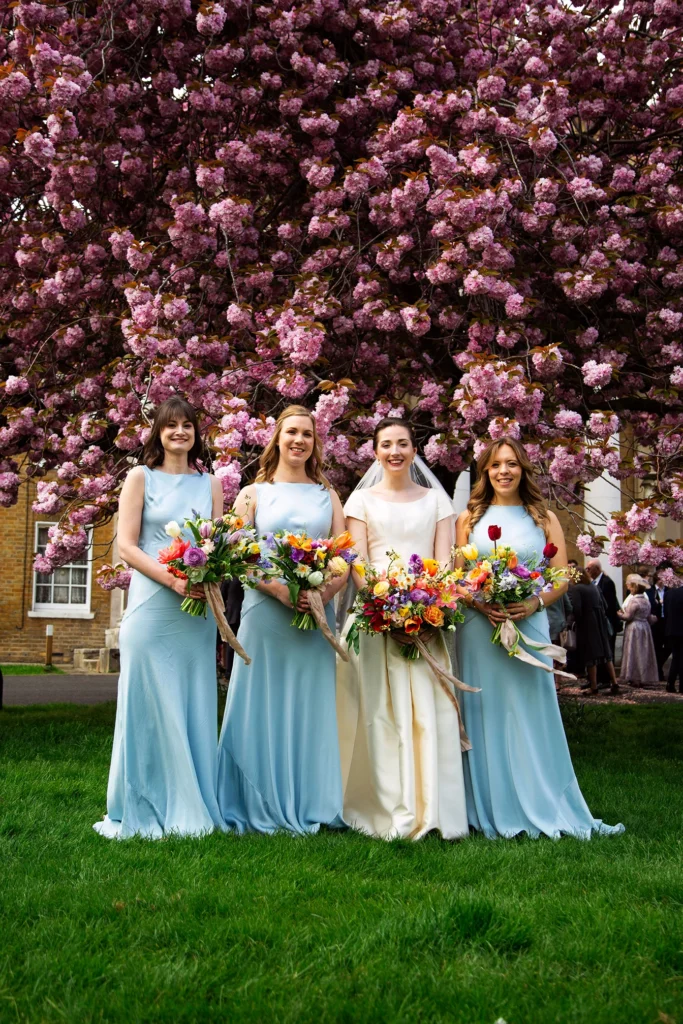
583, 461, 624, 602
452, 470, 471, 515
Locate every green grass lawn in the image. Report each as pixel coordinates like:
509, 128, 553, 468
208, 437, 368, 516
1, 701, 681, 1024
1, 664, 64, 675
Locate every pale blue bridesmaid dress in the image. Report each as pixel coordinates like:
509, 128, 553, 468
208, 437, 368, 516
457, 504, 624, 840
217, 482, 345, 834
94, 467, 224, 839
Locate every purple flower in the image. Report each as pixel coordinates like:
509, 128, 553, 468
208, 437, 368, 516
290, 547, 306, 563
511, 564, 531, 579
199, 521, 213, 539
228, 529, 246, 545
339, 548, 357, 563
184, 546, 208, 568
408, 553, 424, 575
410, 588, 430, 603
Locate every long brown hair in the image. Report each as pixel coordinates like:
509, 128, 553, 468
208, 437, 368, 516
255, 405, 330, 486
141, 397, 204, 470
466, 436, 550, 534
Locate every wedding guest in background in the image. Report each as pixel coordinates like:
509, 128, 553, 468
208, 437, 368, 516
586, 559, 621, 685
217, 405, 348, 834
664, 584, 683, 693
569, 569, 620, 697
94, 397, 225, 839
547, 591, 573, 647
617, 574, 659, 689
647, 568, 669, 680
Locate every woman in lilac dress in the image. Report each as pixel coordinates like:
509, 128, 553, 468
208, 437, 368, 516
618, 573, 659, 687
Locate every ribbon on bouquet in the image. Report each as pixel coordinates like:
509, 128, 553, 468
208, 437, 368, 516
308, 590, 350, 662
205, 582, 252, 666
391, 631, 479, 752
496, 618, 576, 680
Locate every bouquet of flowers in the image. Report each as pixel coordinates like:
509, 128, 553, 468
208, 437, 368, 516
265, 530, 358, 659
158, 508, 268, 664
346, 552, 478, 751
456, 525, 575, 677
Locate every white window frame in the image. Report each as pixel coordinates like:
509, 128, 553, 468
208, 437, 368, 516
29, 522, 95, 620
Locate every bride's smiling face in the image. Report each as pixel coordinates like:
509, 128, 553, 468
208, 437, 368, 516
375, 425, 416, 478
277, 415, 315, 468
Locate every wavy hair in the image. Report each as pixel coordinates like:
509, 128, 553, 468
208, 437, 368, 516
466, 436, 550, 535
256, 405, 330, 486
141, 397, 204, 470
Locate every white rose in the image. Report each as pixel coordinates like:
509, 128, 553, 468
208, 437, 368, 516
164, 520, 181, 538
308, 571, 324, 587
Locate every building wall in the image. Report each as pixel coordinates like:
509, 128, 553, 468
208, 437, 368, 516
0, 465, 116, 665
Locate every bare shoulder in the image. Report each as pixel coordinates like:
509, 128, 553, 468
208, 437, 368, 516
546, 509, 562, 530
329, 487, 344, 510
123, 465, 145, 492
456, 509, 470, 529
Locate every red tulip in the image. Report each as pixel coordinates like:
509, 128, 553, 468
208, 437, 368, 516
488, 525, 502, 542
543, 542, 558, 559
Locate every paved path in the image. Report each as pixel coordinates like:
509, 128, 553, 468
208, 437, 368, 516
1, 673, 119, 706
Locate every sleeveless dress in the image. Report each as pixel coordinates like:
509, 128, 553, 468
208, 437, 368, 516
94, 467, 224, 839
457, 504, 624, 840
217, 482, 345, 834
619, 594, 659, 685
337, 488, 468, 840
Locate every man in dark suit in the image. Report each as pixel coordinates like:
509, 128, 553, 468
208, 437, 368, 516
664, 584, 683, 693
646, 569, 669, 680
586, 559, 622, 684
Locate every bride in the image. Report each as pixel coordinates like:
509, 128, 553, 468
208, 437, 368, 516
337, 417, 469, 840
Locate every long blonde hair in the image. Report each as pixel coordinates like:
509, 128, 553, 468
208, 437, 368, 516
256, 405, 330, 486
466, 436, 550, 534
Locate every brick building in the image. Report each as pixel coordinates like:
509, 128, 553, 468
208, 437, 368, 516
0, 463, 121, 666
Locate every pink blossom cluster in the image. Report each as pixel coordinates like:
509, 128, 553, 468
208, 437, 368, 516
0, 0, 680, 583
96, 563, 133, 591
576, 534, 605, 558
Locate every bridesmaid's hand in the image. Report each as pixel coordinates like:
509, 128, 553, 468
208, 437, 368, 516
296, 590, 311, 612
473, 599, 508, 625
169, 578, 205, 600
506, 597, 541, 621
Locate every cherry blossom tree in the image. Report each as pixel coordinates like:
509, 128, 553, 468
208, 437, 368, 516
1, 0, 682, 577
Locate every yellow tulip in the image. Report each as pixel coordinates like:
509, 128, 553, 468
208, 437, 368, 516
461, 543, 479, 561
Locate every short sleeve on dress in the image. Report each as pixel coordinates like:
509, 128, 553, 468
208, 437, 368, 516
435, 488, 455, 522
344, 490, 367, 522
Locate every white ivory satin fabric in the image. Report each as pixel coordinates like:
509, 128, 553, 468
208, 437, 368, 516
337, 489, 468, 840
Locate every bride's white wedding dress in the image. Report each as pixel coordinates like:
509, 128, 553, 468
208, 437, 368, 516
337, 488, 469, 840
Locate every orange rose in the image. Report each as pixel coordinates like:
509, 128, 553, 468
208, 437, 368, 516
423, 605, 444, 627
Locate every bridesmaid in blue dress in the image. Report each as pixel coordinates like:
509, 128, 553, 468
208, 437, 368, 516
455, 436, 624, 840
217, 405, 348, 834
94, 398, 225, 839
